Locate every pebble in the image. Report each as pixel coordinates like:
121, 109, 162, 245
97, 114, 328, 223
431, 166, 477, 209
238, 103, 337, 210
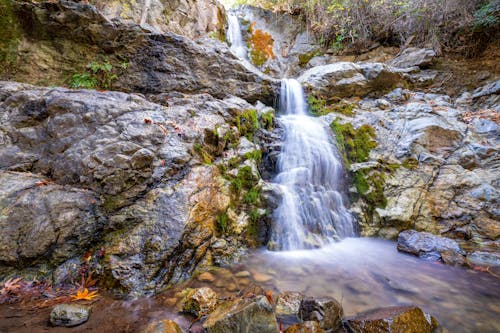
197, 272, 216, 282
50, 304, 90, 327
234, 270, 251, 278
253, 272, 273, 283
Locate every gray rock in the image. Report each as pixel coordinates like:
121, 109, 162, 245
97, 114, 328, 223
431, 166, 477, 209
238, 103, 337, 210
50, 304, 90, 327
389, 48, 436, 68
397, 230, 465, 261
203, 295, 279, 333
467, 251, 500, 267
276, 291, 305, 316
298, 62, 404, 99
298, 296, 343, 331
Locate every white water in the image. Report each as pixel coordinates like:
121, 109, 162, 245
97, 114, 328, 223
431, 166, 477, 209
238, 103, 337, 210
269, 79, 355, 250
227, 11, 247, 59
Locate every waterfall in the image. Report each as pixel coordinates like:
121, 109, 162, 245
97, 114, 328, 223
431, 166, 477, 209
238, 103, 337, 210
269, 79, 355, 251
227, 11, 247, 59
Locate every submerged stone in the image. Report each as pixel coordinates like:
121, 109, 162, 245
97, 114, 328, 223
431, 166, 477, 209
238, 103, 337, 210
397, 230, 465, 262
141, 319, 182, 333
50, 304, 90, 327
298, 296, 343, 331
182, 287, 218, 317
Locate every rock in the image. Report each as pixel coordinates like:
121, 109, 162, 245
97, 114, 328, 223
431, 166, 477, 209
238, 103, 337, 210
389, 48, 436, 69
234, 271, 251, 278
182, 287, 218, 317
253, 272, 273, 283
50, 304, 90, 327
298, 62, 404, 99
345, 306, 441, 333
3, 1, 278, 104
142, 319, 183, 333
93, 0, 225, 40
467, 251, 500, 267
203, 295, 279, 333
276, 291, 304, 316
285, 321, 326, 333
298, 296, 343, 331
198, 272, 216, 282
472, 80, 500, 99
397, 230, 465, 262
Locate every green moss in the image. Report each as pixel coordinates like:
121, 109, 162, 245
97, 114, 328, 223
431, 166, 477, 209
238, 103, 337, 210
298, 51, 320, 67
193, 143, 213, 165
402, 157, 419, 169
308, 95, 354, 117
216, 211, 231, 235
243, 186, 260, 204
261, 111, 274, 130
330, 119, 376, 166
235, 109, 259, 140
0, 0, 20, 70
229, 166, 258, 195
244, 149, 262, 163
353, 169, 387, 209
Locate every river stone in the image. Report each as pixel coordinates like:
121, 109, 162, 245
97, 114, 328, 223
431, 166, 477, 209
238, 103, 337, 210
276, 291, 305, 316
182, 287, 218, 317
298, 296, 343, 331
203, 295, 279, 333
397, 230, 465, 262
284, 321, 326, 333
50, 304, 90, 327
142, 319, 182, 333
389, 48, 436, 69
344, 306, 441, 333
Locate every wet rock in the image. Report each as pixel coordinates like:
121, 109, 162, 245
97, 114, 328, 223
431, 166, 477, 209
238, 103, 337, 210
142, 319, 182, 333
276, 291, 305, 316
467, 251, 500, 267
50, 304, 90, 327
344, 306, 441, 333
285, 321, 326, 333
397, 230, 465, 262
298, 62, 404, 99
197, 272, 216, 283
203, 295, 279, 333
298, 296, 343, 331
182, 287, 218, 317
389, 48, 436, 69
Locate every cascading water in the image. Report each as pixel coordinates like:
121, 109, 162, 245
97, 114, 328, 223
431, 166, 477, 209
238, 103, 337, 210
269, 78, 355, 251
227, 11, 247, 59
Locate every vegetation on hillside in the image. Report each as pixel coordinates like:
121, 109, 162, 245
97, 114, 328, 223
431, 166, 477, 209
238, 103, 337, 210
231, 0, 499, 56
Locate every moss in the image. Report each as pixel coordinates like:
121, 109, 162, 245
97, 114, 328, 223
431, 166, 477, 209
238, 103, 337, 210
330, 119, 376, 166
243, 186, 260, 205
216, 211, 230, 235
308, 95, 355, 117
0, 0, 20, 71
102, 194, 127, 212
235, 109, 259, 140
353, 169, 387, 209
298, 51, 320, 67
229, 166, 258, 195
193, 143, 213, 165
402, 157, 419, 169
244, 149, 262, 163
261, 111, 274, 130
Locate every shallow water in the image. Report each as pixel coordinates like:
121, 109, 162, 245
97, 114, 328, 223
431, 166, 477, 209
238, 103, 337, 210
232, 238, 500, 333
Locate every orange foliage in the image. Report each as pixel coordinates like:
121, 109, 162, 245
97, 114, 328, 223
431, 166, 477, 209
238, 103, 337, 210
71, 288, 99, 301
248, 23, 275, 66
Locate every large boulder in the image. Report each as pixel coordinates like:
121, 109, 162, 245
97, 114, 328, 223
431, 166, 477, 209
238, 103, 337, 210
298, 62, 405, 99
1, 1, 278, 104
203, 295, 279, 333
389, 48, 436, 69
344, 306, 442, 333
397, 230, 465, 262
0, 81, 269, 294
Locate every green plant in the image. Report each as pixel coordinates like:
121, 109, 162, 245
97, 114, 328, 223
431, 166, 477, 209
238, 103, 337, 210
474, 1, 500, 30
261, 111, 275, 130
330, 119, 376, 166
309, 95, 355, 117
194, 143, 213, 165
70, 60, 120, 89
243, 187, 260, 204
0, 0, 19, 67
216, 211, 230, 235
235, 109, 259, 140
244, 149, 263, 163
70, 73, 98, 89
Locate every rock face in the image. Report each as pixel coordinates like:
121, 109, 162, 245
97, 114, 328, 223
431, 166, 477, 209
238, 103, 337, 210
142, 319, 183, 333
322, 85, 500, 254
298, 62, 405, 99
1, 1, 278, 104
50, 304, 90, 327
0, 81, 271, 294
203, 295, 279, 333
91, 0, 225, 39
344, 306, 441, 333
397, 230, 465, 262
298, 297, 343, 331
389, 48, 436, 69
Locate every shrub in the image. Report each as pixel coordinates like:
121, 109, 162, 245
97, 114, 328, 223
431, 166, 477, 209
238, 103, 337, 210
248, 22, 275, 66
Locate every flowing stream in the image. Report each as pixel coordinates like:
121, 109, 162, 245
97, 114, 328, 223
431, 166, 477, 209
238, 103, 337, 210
269, 79, 355, 250
227, 11, 247, 59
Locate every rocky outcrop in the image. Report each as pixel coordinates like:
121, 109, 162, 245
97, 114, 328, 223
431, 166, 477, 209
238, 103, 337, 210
344, 306, 442, 333
0, 1, 278, 104
298, 62, 406, 99
318, 86, 499, 254
91, 0, 226, 39
0, 81, 273, 295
